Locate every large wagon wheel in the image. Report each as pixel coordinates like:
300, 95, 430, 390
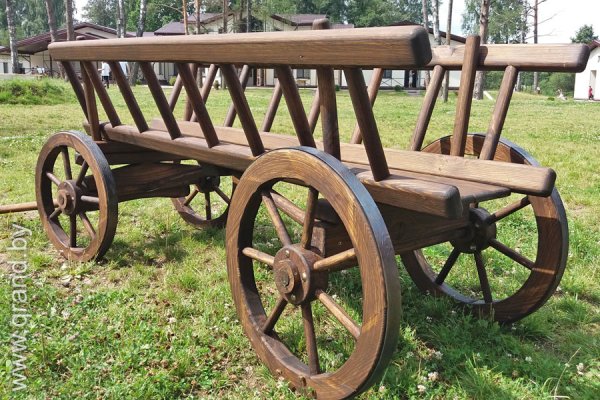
36, 131, 117, 261
402, 134, 568, 323
171, 163, 234, 229
227, 147, 401, 399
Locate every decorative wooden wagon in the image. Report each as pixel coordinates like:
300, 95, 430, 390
33, 22, 589, 398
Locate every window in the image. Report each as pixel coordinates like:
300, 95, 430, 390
296, 69, 311, 79
383, 69, 393, 79
2, 62, 8, 74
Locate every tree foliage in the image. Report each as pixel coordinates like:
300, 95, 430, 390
571, 24, 598, 44
462, 0, 525, 43
0, 0, 65, 42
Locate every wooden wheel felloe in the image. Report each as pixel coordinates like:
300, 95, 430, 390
402, 134, 568, 323
36, 131, 118, 261
171, 164, 234, 229
227, 147, 401, 399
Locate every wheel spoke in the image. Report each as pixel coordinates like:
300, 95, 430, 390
78, 212, 96, 239
434, 247, 461, 285
46, 171, 62, 186
69, 214, 77, 248
80, 195, 100, 204
183, 188, 199, 206
261, 296, 287, 334
261, 191, 292, 246
205, 192, 212, 220
301, 188, 319, 249
474, 252, 493, 303
489, 238, 534, 270
270, 190, 304, 224
312, 248, 357, 273
242, 247, 275, 267
301, 302, 320, 375
49, 207, 62, 220
316, 290, 360, 340
61, 147, 72, 180
488, 196, 530, 223
76, 161, 89, 186
214, 186, 230, 203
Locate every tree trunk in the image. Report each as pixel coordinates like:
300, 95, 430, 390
183, 0, 189, 35
473, 0, 490, 100
117, 0, 125, 38
65, 0, 75, 41
516, 0, 528, 92
44, 0, 65, 78
421, 0, 430, 88
442, 0, 453, 102
129, 0, 149, 85
195, 0, 201, 34
5, 0, 19, 74
247, 0, 251, 32
532, 0, 539, 94
223, 0, 228, 33
432, 0, 441, 45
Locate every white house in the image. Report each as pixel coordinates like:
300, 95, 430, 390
574, 40, 599, 100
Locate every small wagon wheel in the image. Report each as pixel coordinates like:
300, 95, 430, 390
402, 134, 568, 323
171, 163, 234, 229
227, 147, 401, 399
36, 131, 118, 261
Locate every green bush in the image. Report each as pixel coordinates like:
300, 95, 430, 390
394, 85, 402, 92
168, 76, 177, 86
0, 78, 75, 105
335, 84, 340, 91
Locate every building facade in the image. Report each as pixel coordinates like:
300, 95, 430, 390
574, 40, 599, 100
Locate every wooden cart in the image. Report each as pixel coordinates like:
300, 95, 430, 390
36, 23, 588, 398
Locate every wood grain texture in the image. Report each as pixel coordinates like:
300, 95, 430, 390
49, 26, 433, 68
410, 65, 445, 151
451, 36, 480, 156
350, 67, 384, 145
191, 64, 218, 123
317, 67, 340, 159
261, 81, 282, 132
168, 73, 184, 112
81, 61, 121, 127
80, 63, 101, 141
109, 61, 149, 133
139, 62, 181, 139
428, 43, 590, 72
224, 65, 250, 127
62, 61, 88, 119
183, 64, 198, 121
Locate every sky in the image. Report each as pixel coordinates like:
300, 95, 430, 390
74, 0, 599, 44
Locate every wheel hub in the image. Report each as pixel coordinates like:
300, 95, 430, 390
197, 175, 220, 193
451, 207, 497, 253
56, 180, 81, 215
273, 245, 327, 305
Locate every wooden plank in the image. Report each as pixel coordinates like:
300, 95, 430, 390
480, 65, 518, 160
176, 62, 219, 147
139, 61, 181, 139
428, 43, 590, 72
80, 62, 101, 141
183, 64, 198, 121
344, 68, 389, 181
261, 81, 282, 132
62, 61, 87, 119
317, 67, 340, 159
275, 66, 316, 147
350, 68, 384, 145
81, 61, 121, 127
220, 64, 264, 156
451, 36, 480, 157
109, 61, 149, 133
410, 65, 445, 151
224, 65, 250, 127
49, 26, 433, 68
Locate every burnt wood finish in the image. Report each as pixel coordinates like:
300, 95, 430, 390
402, 134, 568, 323
451, 36, 480, 157
224, 65, 250, 127
344, 68, 389, 181
261, 81, 282, 132
168, 74, 184, 112
35, 131, 117, 261
317, 66, 340, 159
80, 63, 101, 141
109, 61, 149, 133
191, 64, 218, 123
350, 67, 384, 145
275, 66, 316, 148
226, 147, 400, 398
140, 62, 182, 139
81, 61, 121, 127
221, 64, 265, 156
49, 26, 433, 69
411, 65, 445, 151
62, 61, 88, 119
183, 64, 199, 121
176, 62, 219, 147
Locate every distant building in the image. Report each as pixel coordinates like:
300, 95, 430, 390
574, 39, 599, 100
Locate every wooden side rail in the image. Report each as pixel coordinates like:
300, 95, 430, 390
49, 26, 432, 68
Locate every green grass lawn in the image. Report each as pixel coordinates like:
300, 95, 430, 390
1, 82, 599, 399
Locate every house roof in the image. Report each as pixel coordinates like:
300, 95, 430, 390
391, 20, 466, 44
154, 21, 185, 35
0, 22, 132, 55
271, 14, 328, 26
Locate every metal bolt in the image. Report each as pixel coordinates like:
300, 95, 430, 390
285, 250, 290, 257
290, 294, 296, 302
301, 272, 307, 282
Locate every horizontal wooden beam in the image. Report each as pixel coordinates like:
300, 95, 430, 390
49, 26, 432, 68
